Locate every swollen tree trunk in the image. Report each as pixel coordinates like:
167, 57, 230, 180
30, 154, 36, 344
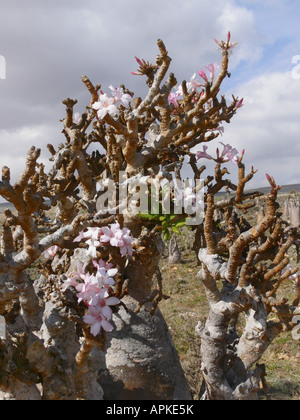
0, 267, 105, 400
101, 300, 191, 400
99, 232, 191, 400
196, 265, 272, 400
0, 245, 191, 400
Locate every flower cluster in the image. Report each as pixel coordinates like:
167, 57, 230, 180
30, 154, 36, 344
166, 34, 242, 142
167, 70, 210, 109
63, 259, 120, 336
198, 62, 220, 85
196, 142, 243, 165
167, 58, 222, 106
92, 86, 132, 120
74, 223, 134, 258
62, 223, 134, 336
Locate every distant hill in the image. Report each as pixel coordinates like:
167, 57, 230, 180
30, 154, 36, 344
215, 183, 300, 197
246, 183, 300, 196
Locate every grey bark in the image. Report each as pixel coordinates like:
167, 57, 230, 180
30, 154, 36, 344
101, 299, 191, 400
196, 249, 282, 400
99, 234, 191, 400
0, 239, 191, 400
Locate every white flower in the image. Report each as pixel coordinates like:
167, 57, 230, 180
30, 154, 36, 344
73, 112, 81, 124
109, 85, 132, 108
186, 73, 202, 93
92, 93, 118, 120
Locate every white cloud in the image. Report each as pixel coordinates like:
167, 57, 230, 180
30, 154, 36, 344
0, 0, 298, 198
219, 71, 300, 188
0, 124, 64, 182
216, 2, 263, 65
0, 2, 261, 138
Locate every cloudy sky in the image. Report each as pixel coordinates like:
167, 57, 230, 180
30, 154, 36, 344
0, 0, 300, 196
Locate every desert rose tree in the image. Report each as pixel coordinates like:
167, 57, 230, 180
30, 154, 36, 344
0, 34, 299, 400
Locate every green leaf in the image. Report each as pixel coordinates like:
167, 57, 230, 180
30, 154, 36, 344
138, 213, 153, 220
174, 220, 187, 228
165, 214, 171, 222
163, 229, 171, 241
162, 220, 169, 228
171, 226, 181, 234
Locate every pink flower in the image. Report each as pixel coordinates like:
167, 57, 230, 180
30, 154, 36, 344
109, 86, 132, 108
72, 261, 88, 281
73, 267, 117, 305
64, 260, 118, 307
83, 305, 114, 336
187, 73, 202, 93
96, 267, 118, 288
204, 63, 219, 84
175, 85, 183, 96
92, 259, 114, 271
100, 223, 134, 256
63, 273, 86, 294
196, 145, 214, 161
76, 274, 108, 305
198, 69, 208, 83
76, 269, 117, 306
43, 245, 59, 259
73, 227, 102, 243
235, 98, 244, 109
215, 124, 224, 135
73, 231, 86, 243
73, 112, 81, 124
63, 261, 87, 290
83, 297, 120, 336
92, 93, 118, 120
219, 142, 239, 164
74, 228, 103, 258
208, 123, 224, 136
62, 276, 79, 292
168, 91, 180, 108
86, 238, 101, 258
98, 296, 120, 319
196, 143, 241, 165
